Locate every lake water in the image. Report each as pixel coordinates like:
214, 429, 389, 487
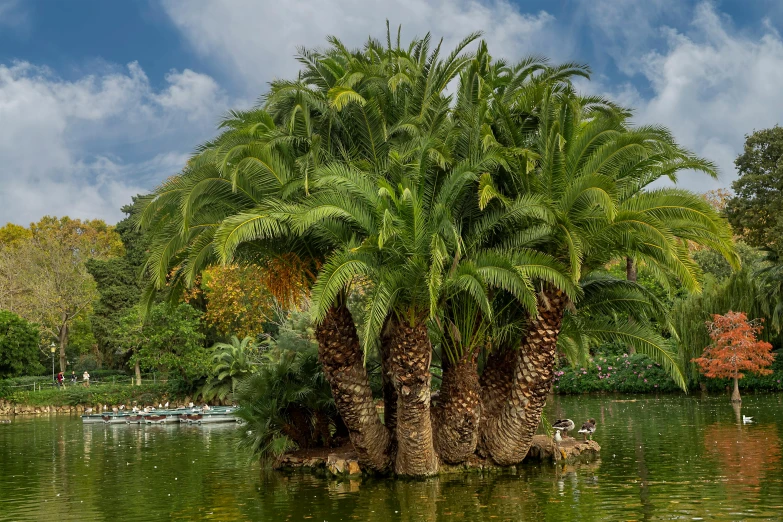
1, 394, 782, 521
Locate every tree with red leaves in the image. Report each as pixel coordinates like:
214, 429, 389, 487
693, 311, 775, 402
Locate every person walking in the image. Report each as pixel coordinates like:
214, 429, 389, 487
82, 370, 90, 387
56, 371, 64, 388
71, 371, 77, 384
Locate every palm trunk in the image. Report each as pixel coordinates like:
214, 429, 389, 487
433, 349, 481, 463
315, 304, 392, 472
477, 347, 516, 457
379, 331, 398, 446
387, 318, 439, 476
626, 257, 637, 354
481, 289, 566, 466
731, 377, 741, 402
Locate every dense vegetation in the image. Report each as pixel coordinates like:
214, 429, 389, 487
1, 27, 783, 477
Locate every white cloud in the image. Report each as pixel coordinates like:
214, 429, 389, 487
576, 2, 783, 192
161, 0, 565, 92
0, 61, 229, 226
631, 2, 783, 190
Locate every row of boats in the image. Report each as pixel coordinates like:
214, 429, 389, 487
82, 406, 239, 425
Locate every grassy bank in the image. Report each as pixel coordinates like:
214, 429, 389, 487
0, 372, 195, 407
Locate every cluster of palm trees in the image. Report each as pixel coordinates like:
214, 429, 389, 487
136, 27, 736, 476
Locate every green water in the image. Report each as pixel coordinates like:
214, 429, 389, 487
2, 394, 782, 521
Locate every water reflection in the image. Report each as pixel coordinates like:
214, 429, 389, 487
1, 395, 783, 521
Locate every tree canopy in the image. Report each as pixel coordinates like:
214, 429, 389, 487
726, 126, 783, 255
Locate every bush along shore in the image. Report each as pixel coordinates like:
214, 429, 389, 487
553, 352, 783, 394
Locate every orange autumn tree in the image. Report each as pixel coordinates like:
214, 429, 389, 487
184, 254, 313, 339
693, 311, 775, 402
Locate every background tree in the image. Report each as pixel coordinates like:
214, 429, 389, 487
114, 303, 208, 386
86, 198, 149, 368
692, 311, 774, 402
0, 217, 122, 371
0, 310, 44, 378
0, 223, 31, 247
726, 126, 783, 254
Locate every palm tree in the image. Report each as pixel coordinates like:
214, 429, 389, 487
201, 335, 259, 401
477, 86, 737, 465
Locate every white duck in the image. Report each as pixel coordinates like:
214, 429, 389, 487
743, 415, 754, 424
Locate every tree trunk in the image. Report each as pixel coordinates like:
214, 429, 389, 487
626, 256, 637, 282
731, 376, 742, 402
379, 328, 398, 446
58, 319, 69, 372
477, 347, 516, 457
481, 289, 566, 466
433, 349, 481, 463
626, 257, 637, 354
387, 318, 439, 476
315, 304, 392, 473
134, 359, 141, 386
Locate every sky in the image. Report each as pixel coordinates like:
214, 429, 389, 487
2, 0, 783, 226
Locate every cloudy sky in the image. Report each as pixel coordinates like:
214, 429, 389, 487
1, 0, 782, 226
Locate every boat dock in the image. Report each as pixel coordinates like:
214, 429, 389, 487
81, 406, 239, 425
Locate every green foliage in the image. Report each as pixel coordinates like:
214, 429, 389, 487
201, 336, 260, 401
236, 314, 339, 462
0, 310, 44, 378
86, 197, 149, 368
726, 126, 783, 255
553, 353, 682, 394
114, 303, 209, 383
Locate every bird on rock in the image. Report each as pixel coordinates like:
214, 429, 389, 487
552, 419, 575, 438
578, 419, 597, 441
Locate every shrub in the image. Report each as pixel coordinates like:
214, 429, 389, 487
236, 315, 343, 463
553, 353, 682, 394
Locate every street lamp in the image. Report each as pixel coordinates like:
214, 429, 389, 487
50, 342, 56, 382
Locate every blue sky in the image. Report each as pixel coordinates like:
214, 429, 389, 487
2, 0, 783, 225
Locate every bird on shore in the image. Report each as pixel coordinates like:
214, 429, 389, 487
112, 406, 119, 413
84, 407, 93, 414
158, 403, 163, 409
119, 405, 125, 411
578, 419, 597, 441
554, 429, 563, 444
164, 401, 169, 409
552, 419, 575, 438
743, 415, 754, 424
188, 402, 194, 408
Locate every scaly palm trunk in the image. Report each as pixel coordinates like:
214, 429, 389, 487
481, 289, 566, 466
477, 347, 516, 457
433, 349, 481, 463
387, 319, 439, 476
315, 304, 392, 472
379, 332, 398, 446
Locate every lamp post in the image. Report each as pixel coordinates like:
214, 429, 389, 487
50, 342, 56, 382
